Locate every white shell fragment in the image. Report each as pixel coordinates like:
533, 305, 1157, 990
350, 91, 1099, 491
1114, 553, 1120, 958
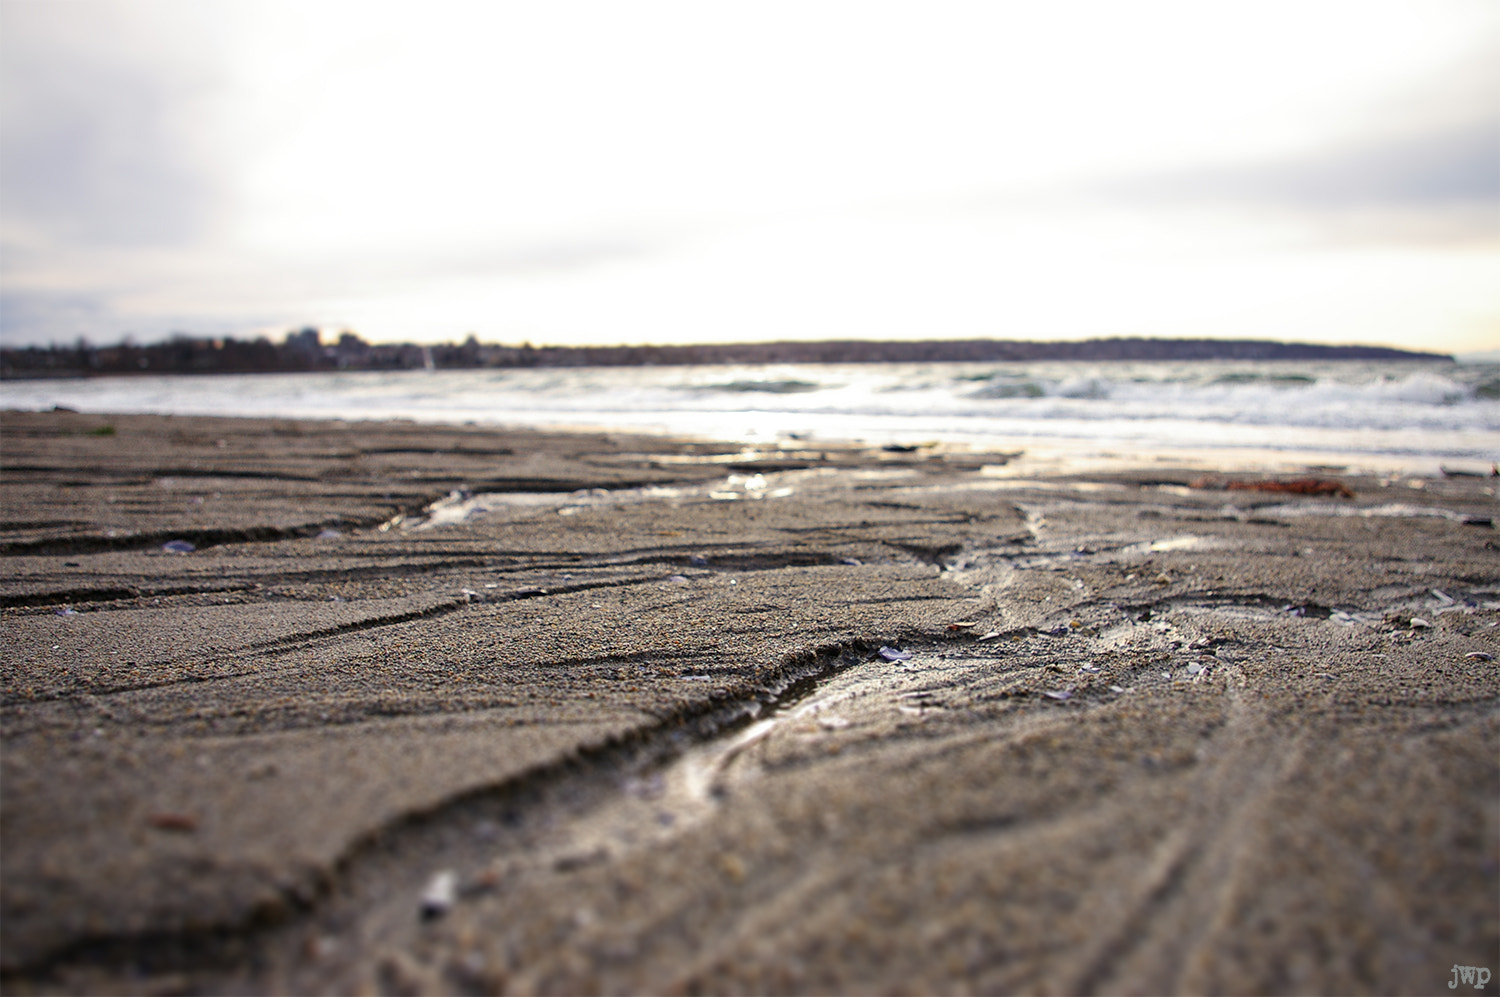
878, 647, 912, 661
1409, 618, 1432, 629
420, 870, 458, 920
977, 632, 1001, 642
1465, 652, 1494, 662
1041, 689, 1072, 701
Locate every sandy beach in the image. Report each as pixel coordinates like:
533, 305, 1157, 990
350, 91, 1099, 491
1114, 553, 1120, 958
1, 409, 1496, 994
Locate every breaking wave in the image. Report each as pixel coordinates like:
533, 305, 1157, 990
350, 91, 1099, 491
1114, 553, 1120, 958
5, 359, 1497, 467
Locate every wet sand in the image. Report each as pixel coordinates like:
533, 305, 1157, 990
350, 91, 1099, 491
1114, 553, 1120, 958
1, 409, 1497, 994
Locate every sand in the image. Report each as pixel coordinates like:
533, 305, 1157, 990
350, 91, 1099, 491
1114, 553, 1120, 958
1, 409, 1496, 994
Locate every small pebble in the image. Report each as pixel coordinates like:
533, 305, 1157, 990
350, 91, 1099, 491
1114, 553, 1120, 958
420, 870, 458, 920
303, 934, 339, 960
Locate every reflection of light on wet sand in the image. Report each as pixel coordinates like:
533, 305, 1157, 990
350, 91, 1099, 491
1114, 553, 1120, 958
410, 442, 1493, 532
405, 466, 884, 528
518, 647, 958, 876
978, 440, 1484, 478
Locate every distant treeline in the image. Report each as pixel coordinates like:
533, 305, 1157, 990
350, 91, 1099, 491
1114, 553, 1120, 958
0, 329, 1452, 379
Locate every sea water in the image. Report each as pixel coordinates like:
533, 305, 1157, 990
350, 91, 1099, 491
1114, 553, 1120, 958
4, 359, 1497, 474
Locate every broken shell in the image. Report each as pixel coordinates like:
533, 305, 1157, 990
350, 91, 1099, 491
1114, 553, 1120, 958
718, 853, 747, 884
146, 812, 199, 832
1041, 689, 1072, 701
977, 631, 1001, 641
1409, 617, 1432, 629
161, 539, 196, 554
878, 647, 912, 661
1465, 651, 1494, 661
420, 870, 458, 920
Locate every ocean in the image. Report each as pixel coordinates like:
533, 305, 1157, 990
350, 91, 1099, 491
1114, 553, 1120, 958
4, 359, 1497, 475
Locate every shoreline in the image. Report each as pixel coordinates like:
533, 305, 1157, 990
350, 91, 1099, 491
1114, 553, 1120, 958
7, 395, 1497, 482
2, 410, 1496, 993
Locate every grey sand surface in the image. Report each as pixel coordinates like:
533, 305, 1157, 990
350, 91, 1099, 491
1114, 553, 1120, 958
1, 410, 1496, 993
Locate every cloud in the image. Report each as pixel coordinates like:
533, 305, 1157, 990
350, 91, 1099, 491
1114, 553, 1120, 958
0, 2, 226, 248
0, 288, 115, 343
2, 1, 1494, 351
0, 283, 289, 346
1117, 117, 1497, 210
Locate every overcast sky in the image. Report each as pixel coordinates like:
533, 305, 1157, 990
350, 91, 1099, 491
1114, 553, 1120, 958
2, 1, 1496, 351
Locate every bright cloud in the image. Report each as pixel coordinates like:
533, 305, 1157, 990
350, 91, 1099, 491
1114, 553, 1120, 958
2, 0, 1496, 351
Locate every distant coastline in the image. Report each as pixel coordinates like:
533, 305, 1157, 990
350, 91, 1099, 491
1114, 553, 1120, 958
0, 330, 1453, 380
